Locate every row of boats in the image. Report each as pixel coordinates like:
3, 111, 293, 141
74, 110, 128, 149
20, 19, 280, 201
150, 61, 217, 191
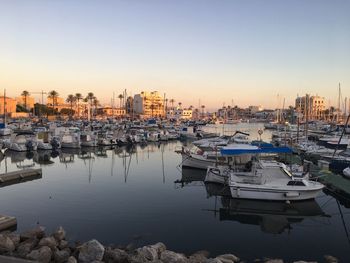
0, 120, 218, 152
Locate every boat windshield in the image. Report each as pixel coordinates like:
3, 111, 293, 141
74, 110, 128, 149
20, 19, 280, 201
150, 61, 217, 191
281, 167, 293, 178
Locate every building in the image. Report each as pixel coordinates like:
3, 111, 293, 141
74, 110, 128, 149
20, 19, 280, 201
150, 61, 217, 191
133, 91, 165, 118
295, 95, 326, 120
248, 105, 263, 115
166, 108, 193, 120
0, 96, 17, 115
101, 106, 126, 117
47, 96, 65, 107
15, 95, 35, 110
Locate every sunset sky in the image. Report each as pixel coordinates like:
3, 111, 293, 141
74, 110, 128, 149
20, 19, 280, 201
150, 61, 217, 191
1, 0, 349, 110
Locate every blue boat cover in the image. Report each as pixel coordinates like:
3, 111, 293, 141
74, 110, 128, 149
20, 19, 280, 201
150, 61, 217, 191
220, 146, 292, 155
251, 140, 274, 148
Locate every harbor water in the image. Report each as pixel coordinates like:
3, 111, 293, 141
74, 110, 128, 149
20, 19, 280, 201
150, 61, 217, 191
0, 123, 349, 261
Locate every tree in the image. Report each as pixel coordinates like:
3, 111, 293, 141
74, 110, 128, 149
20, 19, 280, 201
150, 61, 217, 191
86, 92, 95, 118
117, 94, 124, 118
48, 90, 59, 114
75, 93, 83, 117
170, 99, 175, 109
165, 98, 168, 112
93, 97, 99, 116
201, 105, 205, 118
86, 92, 94, 106
21, 90, 30, 111
60, 108, 74, 116
66, 94, 76, 117
150, 104, 156, 117
178, 102, 182, 109
118, 94, 124, 109
83, 97, 89, 117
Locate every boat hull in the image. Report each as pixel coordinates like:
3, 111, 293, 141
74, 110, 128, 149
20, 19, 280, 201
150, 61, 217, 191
229, 184, 323, 201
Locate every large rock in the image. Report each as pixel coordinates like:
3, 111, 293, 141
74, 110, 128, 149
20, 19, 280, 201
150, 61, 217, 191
136, 245, 159, 261
215, 254, 240, 263
3, 232, 20, 247
265, 260, 284, 263
189, 251, 210, 263
324, 255, 338, 263
205, 259, 223, 263
38, 236, 58, 249
58, 239, 69, 250
150, 242, 167, 255
26, 246, 52, 263
67, 256, 78, 263
0, 234, 15, 253
293, 261, 318, 263
53, 226, 66, 241
78, 239, 105, 263
21, 226, 46, 241
53, 248, 70, 263
16, 238, 38, 258
160, 250, 188, 263
104, 248, 128, 263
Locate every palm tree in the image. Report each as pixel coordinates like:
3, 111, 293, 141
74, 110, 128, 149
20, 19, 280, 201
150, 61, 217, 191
93, 97, 99, 116
83, 97, 89, 117
201, 105, 205, 118
118, 94, 124, 109
66, 94, 76, 117
86, 92, 94, 106
170, 99, 175, 109
150, 104, 156, 117
21, 90, 30, 111
48, 90, 59, 114
86, 92, 95, 118
75, 93, 82, 117
178, 102, 182, 109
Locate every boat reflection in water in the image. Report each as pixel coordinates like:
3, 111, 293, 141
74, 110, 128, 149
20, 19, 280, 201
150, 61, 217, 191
174, 167, 206, 187
205, 183, 328, 234
33, 150, 55, 165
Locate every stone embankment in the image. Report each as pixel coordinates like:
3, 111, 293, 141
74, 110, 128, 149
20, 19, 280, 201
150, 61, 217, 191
0, 226, 339, 263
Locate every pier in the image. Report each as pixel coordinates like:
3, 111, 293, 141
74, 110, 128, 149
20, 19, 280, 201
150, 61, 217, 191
0, 215, 17, 232
0, 169, 42, 188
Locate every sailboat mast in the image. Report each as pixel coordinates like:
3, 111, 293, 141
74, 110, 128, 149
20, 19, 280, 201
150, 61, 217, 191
337, 83, 341, 123
3, 89, 6, 125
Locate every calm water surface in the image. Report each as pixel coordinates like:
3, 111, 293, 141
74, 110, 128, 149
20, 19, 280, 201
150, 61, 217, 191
0, 123, 349, 261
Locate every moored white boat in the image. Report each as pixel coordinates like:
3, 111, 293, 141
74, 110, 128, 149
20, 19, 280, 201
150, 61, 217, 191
226, 160, 323, 201
343, 167, 350, 178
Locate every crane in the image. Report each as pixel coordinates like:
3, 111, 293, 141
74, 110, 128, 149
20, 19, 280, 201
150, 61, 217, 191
28, 90, 47, 117
29, 90, 47, 105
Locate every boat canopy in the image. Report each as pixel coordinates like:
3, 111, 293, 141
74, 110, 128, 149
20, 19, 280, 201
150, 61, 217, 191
220, 144, 292, 155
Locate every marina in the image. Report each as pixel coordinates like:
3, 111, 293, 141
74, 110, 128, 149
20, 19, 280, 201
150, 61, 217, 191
0, 122, 350, 261
2, 1, 350, 261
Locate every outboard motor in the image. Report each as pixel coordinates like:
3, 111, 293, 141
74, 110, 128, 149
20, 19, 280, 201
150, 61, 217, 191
51, 137, 61, 149
25, 140, 34, 151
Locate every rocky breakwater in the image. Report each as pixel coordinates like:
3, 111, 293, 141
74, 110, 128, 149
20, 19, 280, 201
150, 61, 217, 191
0, 226, 339, 263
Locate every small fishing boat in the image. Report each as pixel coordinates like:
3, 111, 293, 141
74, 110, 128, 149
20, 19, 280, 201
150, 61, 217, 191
343, 167, 350, 178
205, 146, 324, 201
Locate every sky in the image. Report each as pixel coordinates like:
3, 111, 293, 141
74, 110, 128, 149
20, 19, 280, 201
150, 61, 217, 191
1, 0, 349, 110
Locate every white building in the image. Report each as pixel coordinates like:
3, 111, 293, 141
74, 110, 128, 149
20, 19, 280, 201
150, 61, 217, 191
133, 91, 165, 118
166, 108, 193, 120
